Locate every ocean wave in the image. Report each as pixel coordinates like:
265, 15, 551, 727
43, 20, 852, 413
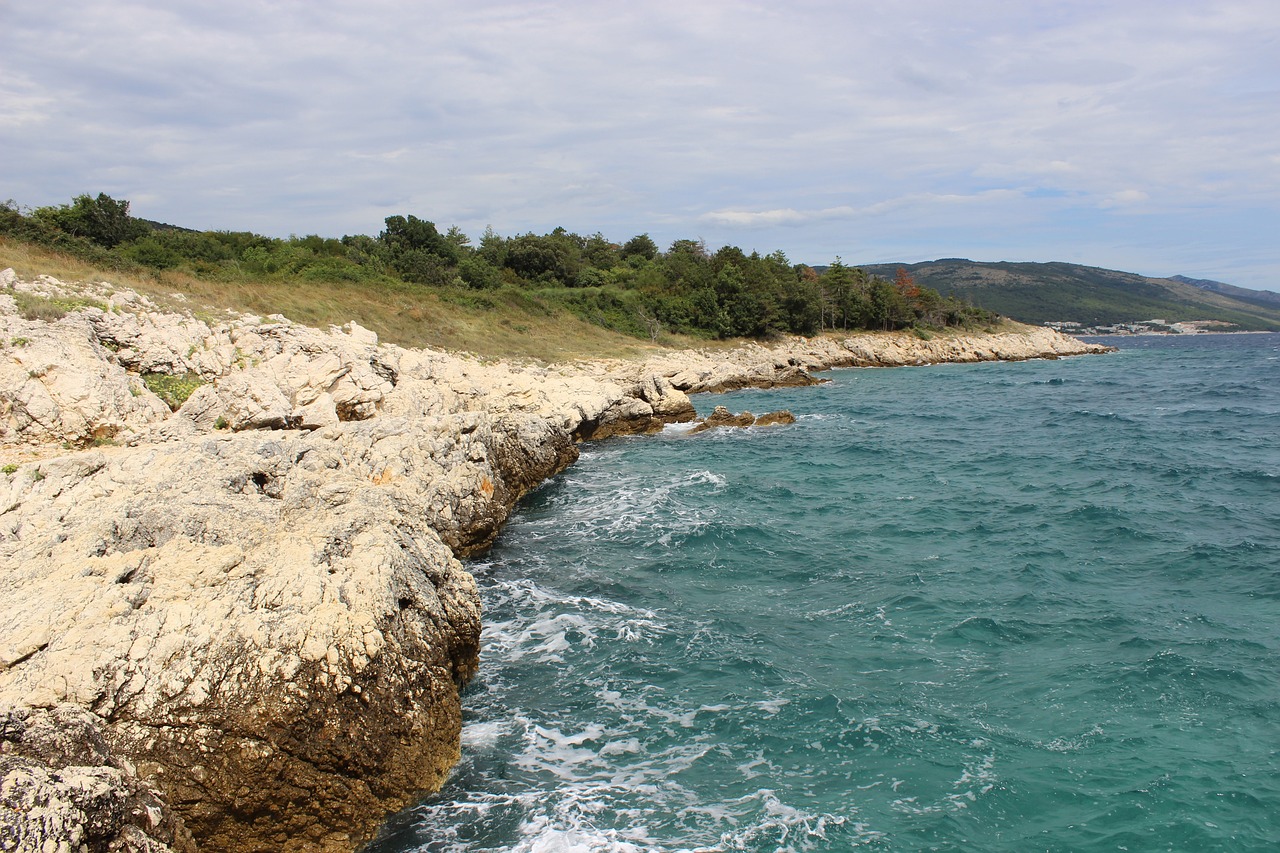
521, 468, 727, 548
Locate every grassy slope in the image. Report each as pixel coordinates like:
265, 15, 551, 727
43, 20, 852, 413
859, 260, 1280, 330
0, 237, 722, 362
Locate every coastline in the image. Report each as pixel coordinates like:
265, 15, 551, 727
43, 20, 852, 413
0, 269, 1111, 852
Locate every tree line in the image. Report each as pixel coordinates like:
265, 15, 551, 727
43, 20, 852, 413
1, 194, 997, 340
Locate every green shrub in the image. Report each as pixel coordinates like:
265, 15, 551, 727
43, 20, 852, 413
2, 463, 17, 475
142, 372, 206, 410
13, 291, 107, 321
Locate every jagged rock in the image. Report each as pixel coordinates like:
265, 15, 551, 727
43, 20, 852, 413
0, 433, 487, 853
754, 410, 797, 427
627, 327, 1111, 395
294, 391, 340, 430
0, 314, 171, 446
688, 406, 797, 434
0, 704, 194, 853
178, 371, 294, 431
90, 309, 226, 377
634, 374, 697, 423
688, 405, 755, 434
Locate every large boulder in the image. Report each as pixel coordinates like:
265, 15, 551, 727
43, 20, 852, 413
0, 313, 171, 446
0, 434, 485, 852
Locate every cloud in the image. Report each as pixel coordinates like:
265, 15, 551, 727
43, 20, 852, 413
0, 0, 1277, 287
1100, 190, 1151, 209
700, 207, 857, 227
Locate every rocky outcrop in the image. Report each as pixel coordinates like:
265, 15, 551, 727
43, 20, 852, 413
0, 268, 1108, 852
687, 406, 797, 434
622, 326, 1112, 394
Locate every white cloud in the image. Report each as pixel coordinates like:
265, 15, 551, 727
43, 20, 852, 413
1100, 190, 1151, 209
0, 0, 1277, 287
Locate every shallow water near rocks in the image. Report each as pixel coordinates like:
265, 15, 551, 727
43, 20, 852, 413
371, 334, 1280, 852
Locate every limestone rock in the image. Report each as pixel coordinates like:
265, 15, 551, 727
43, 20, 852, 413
634, 374, 696, 423
0, 704, 194, 853
0, 314, 171, 446
294, 392, 340, 430
178, 371, 294, 431
754, 409, 798, 427
688, 406, 796, 434
0, 432, 486, 853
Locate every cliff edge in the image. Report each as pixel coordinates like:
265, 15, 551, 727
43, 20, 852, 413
0, 269, 1107, 851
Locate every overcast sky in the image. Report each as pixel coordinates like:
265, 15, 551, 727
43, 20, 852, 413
3, 1, 1278, 288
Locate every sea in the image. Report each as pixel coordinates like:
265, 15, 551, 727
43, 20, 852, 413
370, 333, 1280, 852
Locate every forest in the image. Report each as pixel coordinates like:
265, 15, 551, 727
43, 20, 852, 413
1, 193, 996, 341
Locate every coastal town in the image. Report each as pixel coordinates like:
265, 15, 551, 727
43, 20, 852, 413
1044, 319, 1241, 335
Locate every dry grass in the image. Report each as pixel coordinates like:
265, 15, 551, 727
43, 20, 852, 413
0, 238, 713, 363
2, 238, 1012, 363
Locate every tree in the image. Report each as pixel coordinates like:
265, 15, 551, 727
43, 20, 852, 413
821, 258, 854, 331
582, 232, 619, 269
458, 255, 502, 289
478, 225, 506, 267
504, 232, 580, 285
621, 233, 658, 261
715, 262, 770, 338
443, 225, 472, 253
895, 267, 921, 300
868, 276, 913, 330
378, 215, 457, 263
32, 193, 142, 248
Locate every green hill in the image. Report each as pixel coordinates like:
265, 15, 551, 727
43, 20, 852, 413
857, 260, 1280, 331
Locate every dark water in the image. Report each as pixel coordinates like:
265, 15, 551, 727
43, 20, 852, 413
373, 333, 1280, 852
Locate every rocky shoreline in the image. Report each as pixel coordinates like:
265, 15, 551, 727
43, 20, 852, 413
0, 269, 1110, 852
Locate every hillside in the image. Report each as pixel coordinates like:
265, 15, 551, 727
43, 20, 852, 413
858, 260, 1280, 330
1168, 275, 1280, 310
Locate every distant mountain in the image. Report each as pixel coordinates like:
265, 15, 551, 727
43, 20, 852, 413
855, 259, 1280, 331
1168, 275, 1280, 310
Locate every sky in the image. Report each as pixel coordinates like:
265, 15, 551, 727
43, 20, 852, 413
3, 0, 1278, 289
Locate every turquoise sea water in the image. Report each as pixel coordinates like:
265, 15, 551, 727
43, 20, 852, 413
373, 333, 1280, 852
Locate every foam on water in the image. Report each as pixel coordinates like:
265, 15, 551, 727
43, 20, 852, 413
370, 334, 1280, 853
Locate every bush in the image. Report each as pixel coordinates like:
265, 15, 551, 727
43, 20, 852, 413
142, 372, 205, 410
13, 292, 107, 321
30, 193, 145, 249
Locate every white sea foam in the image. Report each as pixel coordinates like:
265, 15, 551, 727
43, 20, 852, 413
690, 789, 882, 852
535, 467, 727, 548
756, 697, 790, 715
461, 719, 510, 750
481, 578, 667, 662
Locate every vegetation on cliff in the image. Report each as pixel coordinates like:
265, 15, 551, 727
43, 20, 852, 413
1, 195, 996, 354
